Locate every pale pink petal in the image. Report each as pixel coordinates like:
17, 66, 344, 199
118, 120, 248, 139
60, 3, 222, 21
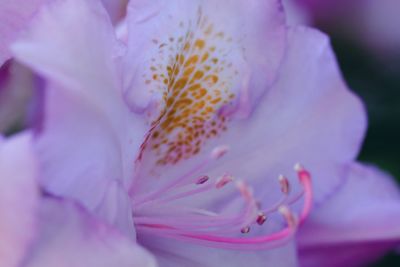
11, 0, 146, 234
125, 0, 287, 200
0, 132, 39, 267
139, 233, 297, 267
297, 163, 400, 267
101, 0, 129, 24
12, 0, 123, 112
199, 26, 366, 207
26, 198, 157, 267
0, 0, 46, 65
35, 85, 138, 236
123, 0, 286, 115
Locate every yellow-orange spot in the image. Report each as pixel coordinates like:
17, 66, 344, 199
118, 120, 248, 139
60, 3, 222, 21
144, 12, 237, 166
201, 52, 210, 63
184, 55, 199, 67
192, 70, 204, 81
195, 39, 206, 50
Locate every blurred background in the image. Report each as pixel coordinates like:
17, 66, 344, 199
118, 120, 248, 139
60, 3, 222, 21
285, 0, 400, 266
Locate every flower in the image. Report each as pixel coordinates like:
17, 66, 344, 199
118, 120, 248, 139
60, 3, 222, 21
10, 0, 400, 266
0, 132, 156, 267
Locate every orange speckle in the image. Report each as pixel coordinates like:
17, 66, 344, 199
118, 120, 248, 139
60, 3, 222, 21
184, 55, 199, 67
144, 14, 237, 166
201, 52, 210, 63
195, 39, 206, 50
192, 70, 204, 81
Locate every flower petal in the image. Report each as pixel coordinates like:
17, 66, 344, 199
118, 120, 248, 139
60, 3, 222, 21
0, 132, 38, 267
202, 26, 366, 206
138, 233, 297, 267
34, 85, 137, 236
12, 0, 123, 112
26, 198, 157, 267
300, 163, 400, 244
101, 0, 129, 24
297, 163, 400, 267
126, 0, 286, 196
0, 0, 45, 65
124, 0, 286, 113
299, 241, 397, 267
11, 0, 146, 234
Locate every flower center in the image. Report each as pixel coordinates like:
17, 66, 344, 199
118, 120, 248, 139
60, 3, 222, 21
132, 147, 313, 250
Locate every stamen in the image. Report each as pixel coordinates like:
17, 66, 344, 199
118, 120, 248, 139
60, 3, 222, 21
256, 212, 267, 225
161, 183, 215, 203
196, 175, 210, 185
211, 145, 230, 159
134, 162, 314, 251
216, 173, 234, 189
294, 163, 313, 223
278, 205, 297, 228
136, 145, 231, 205
278, 174, 290, 194
241, 226, 250, 234
236, 180, 254, 201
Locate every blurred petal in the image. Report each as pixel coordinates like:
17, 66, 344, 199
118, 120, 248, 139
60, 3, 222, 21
11, 0, 146, 234
0, 0, 45, 65
101, 0, 129, 24
139, 233, 297, 267
12, 0, 122, 112
282, 0, 311, 26
35, 85, 137, 236
94, 179, 136, 239
26, 198, 157, 267
0, 133, 38, 267
299, 241, 396, 267
297, 163, 400, 267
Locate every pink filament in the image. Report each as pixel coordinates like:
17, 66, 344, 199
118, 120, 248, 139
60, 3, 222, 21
134, 164, 314, 250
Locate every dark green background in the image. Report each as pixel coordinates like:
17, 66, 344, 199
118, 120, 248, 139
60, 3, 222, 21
330, 35, 400, 267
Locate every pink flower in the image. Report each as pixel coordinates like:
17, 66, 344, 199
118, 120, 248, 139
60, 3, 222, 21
9, 0, 400, 266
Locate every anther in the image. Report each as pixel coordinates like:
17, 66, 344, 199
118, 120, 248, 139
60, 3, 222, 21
294, 163, 303, 172
241, 226, 250, 234
216, 174, 234, 189
278, 205, 297, 228
278, 175, 290, 194
196, 175, 210, 185
256, 212, 267, 225
294, 163, 311, 184
211, 145, 230, 159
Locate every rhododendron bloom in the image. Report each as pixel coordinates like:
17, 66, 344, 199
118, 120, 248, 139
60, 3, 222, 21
10, 0, 400, 266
